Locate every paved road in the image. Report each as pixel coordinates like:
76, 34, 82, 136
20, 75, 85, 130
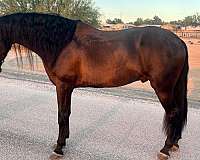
0, 77, 199, 160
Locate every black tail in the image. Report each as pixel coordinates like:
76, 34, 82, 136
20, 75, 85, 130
163, 40, 189, 137
178, 41, 189, 129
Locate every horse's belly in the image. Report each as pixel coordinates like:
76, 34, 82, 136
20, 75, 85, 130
77, 67, 141, 87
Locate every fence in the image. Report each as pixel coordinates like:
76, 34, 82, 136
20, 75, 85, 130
175, 30, 200, 39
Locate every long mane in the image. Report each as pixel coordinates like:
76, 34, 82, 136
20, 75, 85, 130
1, 13, 78, 70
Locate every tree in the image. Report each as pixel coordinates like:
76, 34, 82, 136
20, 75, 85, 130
191, 13, 200, 26
143, 18, 152, 25
0, 0, 101, 27
143, 16, 163, 25
106, 19, 113, 24
134, 18, 143, 26
127, 22, 134, 25
182, 13, 200, 27
196, 13, 200, 25
170, 20, 183, 26
152, 16, 163, 25
112, 18, 123, 24
134, 16, 163, 25
183, 16, 194, 27
106, 18, 123, 24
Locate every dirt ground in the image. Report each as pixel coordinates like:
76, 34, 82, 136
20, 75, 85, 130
4, 38, 200, 102
184, 38, 200, 101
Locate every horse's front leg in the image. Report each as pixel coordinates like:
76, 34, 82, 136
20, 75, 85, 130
53, 83, 73, 156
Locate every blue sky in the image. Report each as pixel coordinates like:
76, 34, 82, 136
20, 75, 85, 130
95, 0, 200, 23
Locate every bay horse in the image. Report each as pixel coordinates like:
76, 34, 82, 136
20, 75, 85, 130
0, 13, 188, 159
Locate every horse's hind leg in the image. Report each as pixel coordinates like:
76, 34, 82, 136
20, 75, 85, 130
155, 89, 175, 158
150, 80, 183, 159
167, 66, 188, 153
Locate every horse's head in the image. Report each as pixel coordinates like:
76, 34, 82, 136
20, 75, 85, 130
0, 39, 11, 72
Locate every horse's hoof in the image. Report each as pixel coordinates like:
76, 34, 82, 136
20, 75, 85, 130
52, 144, 57, 149
157, 152, 169, 160
52, 143, 66, 150
170, 144, 179, 152
49, 152, 64, 160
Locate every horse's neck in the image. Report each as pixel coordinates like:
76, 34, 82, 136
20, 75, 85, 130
1, 14, 70, 68
0, 16, 49, 67
10, 20, 50, 64
1, 14, 77, 68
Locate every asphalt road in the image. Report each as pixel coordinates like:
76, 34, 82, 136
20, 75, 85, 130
0, 76, 199, 160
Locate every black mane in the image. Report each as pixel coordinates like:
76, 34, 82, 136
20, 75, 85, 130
0, 13, 78, 62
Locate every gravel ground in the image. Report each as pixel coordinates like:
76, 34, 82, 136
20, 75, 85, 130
1, 67, 200, 109
0, 76, 199, 160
